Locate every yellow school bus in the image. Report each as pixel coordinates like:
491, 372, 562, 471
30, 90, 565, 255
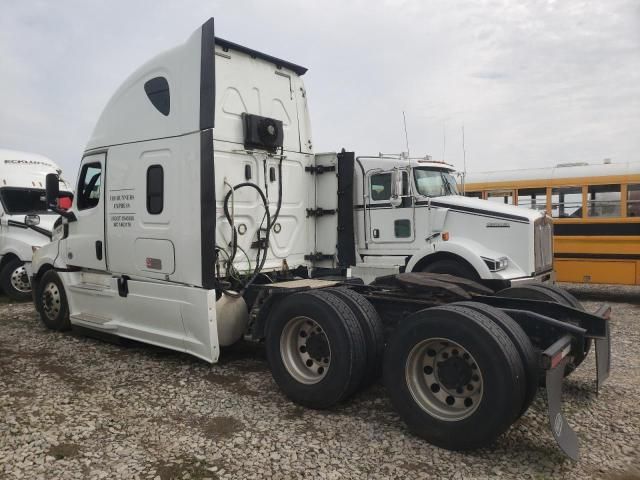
463, 161, 640, 285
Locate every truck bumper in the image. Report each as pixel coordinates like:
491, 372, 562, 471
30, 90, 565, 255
509, 269, 555, 286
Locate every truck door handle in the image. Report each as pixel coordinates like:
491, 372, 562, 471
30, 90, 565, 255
95, 240, 103, 261
373, 228, 380, 238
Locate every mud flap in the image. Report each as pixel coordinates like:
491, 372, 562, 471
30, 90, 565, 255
595, 316, 611, 393
545, 356, 579, 461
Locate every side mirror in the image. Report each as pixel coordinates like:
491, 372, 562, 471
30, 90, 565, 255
45, 173, 76, 222
45, 173, 60, 208
25, 214, 40, 227
390, 169, 404, 207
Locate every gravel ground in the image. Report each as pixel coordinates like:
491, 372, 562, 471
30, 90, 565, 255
1, 286, 639, 480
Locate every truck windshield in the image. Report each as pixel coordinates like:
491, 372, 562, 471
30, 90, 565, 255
414, 168, 459, 197
0, 187, 49, 214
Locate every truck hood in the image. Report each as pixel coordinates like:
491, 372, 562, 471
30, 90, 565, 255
427, 195, 543, 224
7, 213, 59, 234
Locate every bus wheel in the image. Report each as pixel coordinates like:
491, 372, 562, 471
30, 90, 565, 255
497, 284, 590, 373
324, 287, 385, 390
421, 259, 479, 282
449, 302, 538, 418
0, 258, 32, 301
265, 290, 367, 409
34, 270, 71, 331
384, 305, 524, 451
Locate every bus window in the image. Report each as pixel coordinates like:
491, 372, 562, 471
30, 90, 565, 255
517, 188, 547, 212
588, 184, 621, 217
551, 187, 582, 218
627, 184, 640, 217
487, 190, 513, 204
465, 191, 483, 199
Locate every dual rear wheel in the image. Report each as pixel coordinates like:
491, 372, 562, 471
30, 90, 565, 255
383, 303, 535, 450
265, 288, 384, 409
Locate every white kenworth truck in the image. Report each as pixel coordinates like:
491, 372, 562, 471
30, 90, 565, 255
0, 149, 72, 300
347, 154, 554, 289
31, 18, 610, 459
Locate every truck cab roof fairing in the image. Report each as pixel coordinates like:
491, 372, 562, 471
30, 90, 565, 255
85, 18, 308, 152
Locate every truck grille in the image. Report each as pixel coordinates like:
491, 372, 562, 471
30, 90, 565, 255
534, 216, 554, 273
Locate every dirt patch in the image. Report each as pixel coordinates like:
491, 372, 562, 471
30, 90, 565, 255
38, 360, 94, 393
226, 359, 269, 374
152, 455, 219, 480
47, 442, 80, 460
205, 372, 258, 397
202, 416, 244, 439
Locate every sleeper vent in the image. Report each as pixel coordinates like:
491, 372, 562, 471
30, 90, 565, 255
144, 77, 170, 116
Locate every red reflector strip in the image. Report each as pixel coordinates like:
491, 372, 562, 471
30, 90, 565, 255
550, 343, 572, 369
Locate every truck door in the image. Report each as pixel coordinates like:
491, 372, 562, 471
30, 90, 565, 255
366, 169, 415, 244
64, 153, 106, 271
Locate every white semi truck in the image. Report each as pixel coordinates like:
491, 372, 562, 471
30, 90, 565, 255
342, 154, 553, 289
0, 149, 72, 300
31, 18, 610, 459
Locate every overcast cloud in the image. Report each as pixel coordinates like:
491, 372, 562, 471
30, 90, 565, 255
1, 0, 638, 176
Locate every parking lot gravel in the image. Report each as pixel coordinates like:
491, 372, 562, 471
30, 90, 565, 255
1, 285, 639, 479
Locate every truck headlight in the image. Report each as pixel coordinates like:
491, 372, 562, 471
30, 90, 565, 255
482, 256, 509, 272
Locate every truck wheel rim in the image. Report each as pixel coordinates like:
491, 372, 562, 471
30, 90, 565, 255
280, 316, 331, 385
405, 337, 483, 421
11, 265, 31, 293
42, 282, 61, 320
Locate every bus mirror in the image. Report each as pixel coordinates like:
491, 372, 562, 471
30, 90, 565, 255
390, 169, 404, 207
45, 173, 60, 209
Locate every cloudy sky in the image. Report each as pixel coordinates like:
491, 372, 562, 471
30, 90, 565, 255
1, 0, 638, 177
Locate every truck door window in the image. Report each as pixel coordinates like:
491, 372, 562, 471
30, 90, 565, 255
146, 165, 164, 214
394, 219, 411, 238
370, 173, 391, 201
77, 163, 102, 210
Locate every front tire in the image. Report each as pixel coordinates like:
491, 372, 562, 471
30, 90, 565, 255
384, 305, 525, 451
34, 270, 70, 331
0, 258, 32, 301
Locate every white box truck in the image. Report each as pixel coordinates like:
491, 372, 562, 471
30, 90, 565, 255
0, 149, 72, 299
31, 18, 610, 459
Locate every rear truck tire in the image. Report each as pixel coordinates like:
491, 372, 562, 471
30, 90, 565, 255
449, 302, 538, 418
0, 258, 32, 301
383, 305, 525, 451
421, 259, 479, 282
265, 289, 367, 409
324, 287, 385, 389
497, 284, 590, 373
34, 270, 71, 331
